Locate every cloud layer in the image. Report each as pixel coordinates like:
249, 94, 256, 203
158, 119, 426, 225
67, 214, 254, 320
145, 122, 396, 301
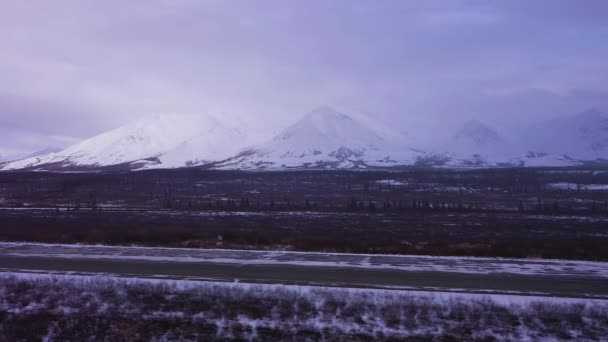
1, 0, 607, 150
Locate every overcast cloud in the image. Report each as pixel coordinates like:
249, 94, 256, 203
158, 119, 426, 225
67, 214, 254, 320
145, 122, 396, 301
1, 0, 607, 150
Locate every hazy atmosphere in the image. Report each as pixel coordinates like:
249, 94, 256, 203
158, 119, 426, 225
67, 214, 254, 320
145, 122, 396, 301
1, 3, 608, 340
1, 0, 608, 155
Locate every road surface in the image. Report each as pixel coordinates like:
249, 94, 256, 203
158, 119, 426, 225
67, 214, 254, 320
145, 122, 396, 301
0, 243, 606, 298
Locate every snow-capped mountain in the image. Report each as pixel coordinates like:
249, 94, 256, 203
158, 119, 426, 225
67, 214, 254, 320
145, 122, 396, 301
0, 114, 244, 170
22, 147, 63, 159
0, 128, 79, 164
148, 120, 247, 169
219, 106, 422, 169
451, 120, 509, 151
523, 108, 608, 161
0, 152, 27, 163
429, 120, 519, 167
1, 146, 74, 164
2, 107, 606, 172
421, 119, 583, 168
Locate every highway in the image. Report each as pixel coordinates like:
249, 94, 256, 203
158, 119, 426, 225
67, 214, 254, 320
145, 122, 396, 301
0, 243, 606, 298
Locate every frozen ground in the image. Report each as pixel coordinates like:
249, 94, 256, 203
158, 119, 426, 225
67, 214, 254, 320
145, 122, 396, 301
546, 182, 608, 191
1, 242, 606, 278
0, 272, 606, 341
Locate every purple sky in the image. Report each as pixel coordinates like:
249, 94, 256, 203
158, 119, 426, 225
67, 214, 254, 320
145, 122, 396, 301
1, 0, 608, 151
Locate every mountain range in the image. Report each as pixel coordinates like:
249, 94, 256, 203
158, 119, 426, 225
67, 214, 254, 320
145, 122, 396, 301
1, 107, 606, 171
0, 128, 78, 164
217, 106, 421, 170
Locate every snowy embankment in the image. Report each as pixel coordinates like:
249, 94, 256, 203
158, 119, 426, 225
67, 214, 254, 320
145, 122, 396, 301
0, 272, 606, 341
2, 242, 607, 278
546, 182, 608, 191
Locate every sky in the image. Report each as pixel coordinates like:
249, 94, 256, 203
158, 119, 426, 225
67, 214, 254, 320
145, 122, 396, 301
1, 0, 608, 154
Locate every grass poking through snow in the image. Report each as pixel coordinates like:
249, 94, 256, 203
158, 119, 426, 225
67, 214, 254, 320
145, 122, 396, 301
0, 274, 606, 341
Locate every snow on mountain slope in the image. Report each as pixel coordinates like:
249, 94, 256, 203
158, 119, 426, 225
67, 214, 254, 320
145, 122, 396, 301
428, 119, 580, 167
0, 152, 27, 163
22, 147, 63, 159
452, 120, 509, 151
148, 120, 248, 168
219, 106, 423, 169
0, 115, 212, 170
519, 151, 580, 167
343, 109, 413, 146
1, 145, 73, 164
524, 109, 608, 161
0, 128, 79, 164
2, 107, 606, 171
426, 120, 517, 167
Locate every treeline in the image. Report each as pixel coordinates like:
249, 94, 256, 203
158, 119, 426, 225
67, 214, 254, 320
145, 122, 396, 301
154, 192, 608, 216
2, 168, 608, 216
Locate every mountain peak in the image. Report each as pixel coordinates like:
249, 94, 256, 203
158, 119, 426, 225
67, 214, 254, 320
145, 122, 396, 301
0, 113, 232, 170
228, 107, 420, 169
303, 106, 352, 122
273, 107, 359, 142
455, 119, 501, 143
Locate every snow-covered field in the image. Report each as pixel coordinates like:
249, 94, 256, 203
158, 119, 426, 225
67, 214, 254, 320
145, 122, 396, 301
0, 272, 606, 341
1, 242, 607, 278
546, 182, 608, 191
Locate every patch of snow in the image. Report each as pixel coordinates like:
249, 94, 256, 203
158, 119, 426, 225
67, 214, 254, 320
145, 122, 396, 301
2, 271, 607, 305
374, 179, 408, 186
546, 182, 608, 191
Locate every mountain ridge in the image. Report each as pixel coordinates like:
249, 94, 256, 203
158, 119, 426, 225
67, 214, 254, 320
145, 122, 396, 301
215, 106, 421, 169
1, 107, 607, 171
